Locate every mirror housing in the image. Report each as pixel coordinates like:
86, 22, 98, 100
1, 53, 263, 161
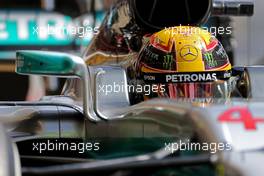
16, 51, 84, 77
213, 0, 254, 16
16, 50, 100, 122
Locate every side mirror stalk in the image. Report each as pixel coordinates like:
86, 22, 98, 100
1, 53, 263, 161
16, 50, 100, 122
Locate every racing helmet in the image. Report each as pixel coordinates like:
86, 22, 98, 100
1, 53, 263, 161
135, 26, 232, 100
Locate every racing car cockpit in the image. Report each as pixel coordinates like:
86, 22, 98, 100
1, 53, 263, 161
15, 24, 256, 121
14, 26, 264, 176
3, 0, 264, 176
48, 24, 251, 115
13, 0, 257, 120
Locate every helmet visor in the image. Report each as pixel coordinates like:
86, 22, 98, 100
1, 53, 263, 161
158, 80, 231, 99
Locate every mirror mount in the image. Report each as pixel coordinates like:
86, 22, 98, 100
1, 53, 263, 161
16, 50, 100, 122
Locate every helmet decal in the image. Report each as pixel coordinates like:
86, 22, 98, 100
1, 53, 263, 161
179, 45, 199, 62
137, 26, 231, 74
134, 26, 232, 100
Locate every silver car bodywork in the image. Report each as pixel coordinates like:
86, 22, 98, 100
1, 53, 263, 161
1, 64, 263, 176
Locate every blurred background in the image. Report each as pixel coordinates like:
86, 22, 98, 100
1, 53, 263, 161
233, 0, 262, 66
0, 0, 109, 101
0, 0, 259, 101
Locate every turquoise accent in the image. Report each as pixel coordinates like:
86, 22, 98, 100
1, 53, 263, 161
83, 138, 215, 176
0, 10, 105, 46
16, 50, 76, 76
0, 51, 16, 59
0, 10, 72, 45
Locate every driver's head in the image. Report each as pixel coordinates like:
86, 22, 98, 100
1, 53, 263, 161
135, 26, 232, 100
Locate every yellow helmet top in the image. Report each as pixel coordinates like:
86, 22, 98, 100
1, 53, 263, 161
138, 26, 231, 75
135, 26, 232, 101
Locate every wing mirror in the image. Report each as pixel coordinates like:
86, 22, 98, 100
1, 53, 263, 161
16, 50, 100, 121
